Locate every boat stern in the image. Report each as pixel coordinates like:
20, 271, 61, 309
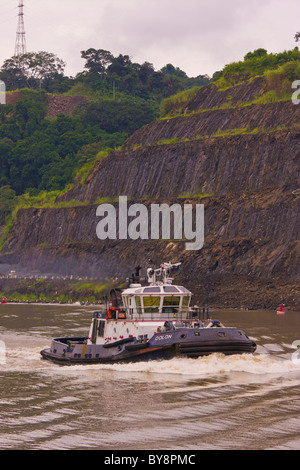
40, 337, 88, 364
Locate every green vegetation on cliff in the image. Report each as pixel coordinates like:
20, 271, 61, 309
160, 48, 300, 118
0, 277, 120, 304
212, 47, 300, 86
0, 48, 210, 199
0, 90, 146, 195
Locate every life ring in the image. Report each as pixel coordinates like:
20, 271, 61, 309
108, 307, 120, 319
107, 307, 113, 319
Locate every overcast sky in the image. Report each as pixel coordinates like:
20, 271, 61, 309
1, 0, 300, 78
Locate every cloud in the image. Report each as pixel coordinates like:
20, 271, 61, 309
1, 0, 299, 78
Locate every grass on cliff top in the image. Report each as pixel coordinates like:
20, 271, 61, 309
160, 53, 300, 118
212, 47, 300, 88
0, 277, 122, 303
215, 61, 300, 105
160, 86, 201, 118
74, 148, 112, 184
129, 122, 300, 151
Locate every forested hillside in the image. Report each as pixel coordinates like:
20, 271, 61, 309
0, 47, 299, 221
0, 48, 210, 223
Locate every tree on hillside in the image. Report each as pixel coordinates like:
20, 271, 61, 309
161, 63, 187, 78
81, 95, 159, 134
135, 61, 154, 85
81, 48, 113, 75
107, 54, 133, 77
244, 48, 268, 60
78, 48, 211, 99
1, 51, 66, 90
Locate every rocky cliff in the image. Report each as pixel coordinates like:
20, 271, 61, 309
2, 77, 300, 309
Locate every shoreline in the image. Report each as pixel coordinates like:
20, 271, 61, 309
0, 276, 299, 311
1, 300, 299, 314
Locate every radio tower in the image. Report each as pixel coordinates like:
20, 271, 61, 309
15, 0, 27, 56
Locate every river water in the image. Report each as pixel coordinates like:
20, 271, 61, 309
0, 303, 300, 451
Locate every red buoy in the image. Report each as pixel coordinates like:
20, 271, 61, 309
277, 304, 285, 315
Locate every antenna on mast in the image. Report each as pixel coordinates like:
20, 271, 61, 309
15, 0, 27, 56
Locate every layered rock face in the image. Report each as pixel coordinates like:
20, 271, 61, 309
2, 77, 300, 309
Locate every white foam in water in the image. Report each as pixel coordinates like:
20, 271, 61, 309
103, 354, 300, 376
2, 331, 300, 379
45, 353, 300, 379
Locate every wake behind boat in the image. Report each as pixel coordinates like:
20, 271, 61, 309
40, 262, 256, 365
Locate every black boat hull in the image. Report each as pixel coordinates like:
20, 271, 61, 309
40, 344, 176, 365
40, 327, 257, 365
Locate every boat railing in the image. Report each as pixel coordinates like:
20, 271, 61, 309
93, 306, 211, 322
128, 307, 190, 322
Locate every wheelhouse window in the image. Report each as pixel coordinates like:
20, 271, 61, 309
163, 296, 180, 306
135, 296, 142, 314
143, 296, 160, 313
163, 296, 180, 313
182, 296, 190, 307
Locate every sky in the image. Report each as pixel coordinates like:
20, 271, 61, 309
0, 0, 300, 78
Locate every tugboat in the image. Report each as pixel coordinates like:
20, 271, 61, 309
40, 262, 256, 365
